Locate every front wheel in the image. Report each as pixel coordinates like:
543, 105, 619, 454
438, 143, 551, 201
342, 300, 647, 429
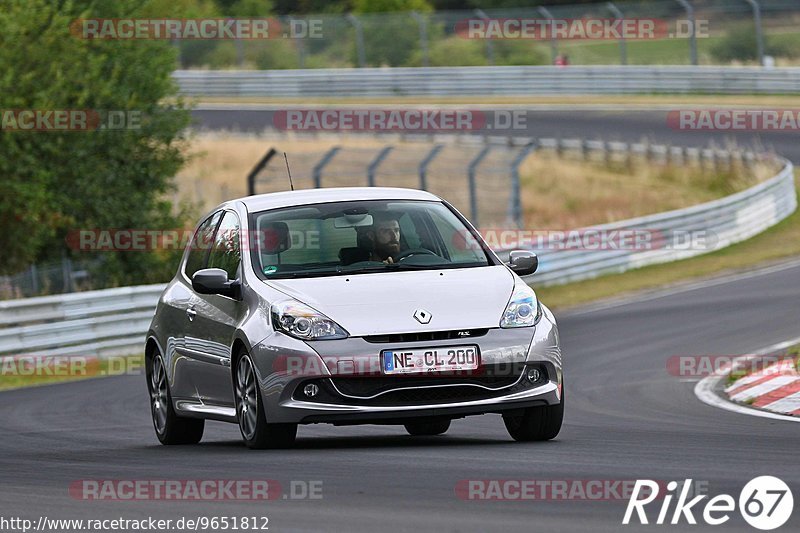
235, 352, 297, 449
148, 353, 204, 445
503, 387, 563, 442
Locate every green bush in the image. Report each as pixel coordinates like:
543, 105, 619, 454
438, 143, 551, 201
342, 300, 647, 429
0, 0, 193, 284
710, 23, 793, 63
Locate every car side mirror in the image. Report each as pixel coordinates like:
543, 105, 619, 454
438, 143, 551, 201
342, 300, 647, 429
507, 250, 538, 276
192, 268, 242, 299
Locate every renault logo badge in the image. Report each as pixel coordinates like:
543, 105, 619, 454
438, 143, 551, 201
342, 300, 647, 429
413, 308, 432, 324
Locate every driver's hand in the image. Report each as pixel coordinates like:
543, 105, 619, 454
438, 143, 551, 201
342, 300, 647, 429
383, 256, 394, 264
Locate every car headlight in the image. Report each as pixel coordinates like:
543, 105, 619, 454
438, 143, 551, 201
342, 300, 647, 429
500, 281, 543, 328
271, 299, 349, 340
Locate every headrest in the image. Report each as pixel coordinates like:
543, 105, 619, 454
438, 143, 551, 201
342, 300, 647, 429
260, 222, 291, 254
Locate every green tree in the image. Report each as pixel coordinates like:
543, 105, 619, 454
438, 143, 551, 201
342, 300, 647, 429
0, 0, 192, 285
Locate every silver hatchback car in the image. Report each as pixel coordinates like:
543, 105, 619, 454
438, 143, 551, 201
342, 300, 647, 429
146, 187, 563, 448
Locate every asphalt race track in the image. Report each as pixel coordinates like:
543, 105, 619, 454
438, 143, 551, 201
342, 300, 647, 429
1, 259, 799, 532
191, 107, 800, 164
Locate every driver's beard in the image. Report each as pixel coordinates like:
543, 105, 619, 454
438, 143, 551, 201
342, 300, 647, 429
375, 243, 399, 260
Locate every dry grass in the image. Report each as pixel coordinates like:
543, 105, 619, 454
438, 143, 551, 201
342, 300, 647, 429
519, 152, 775, 228
175, 132, 777, 230
174, 133, 392, 211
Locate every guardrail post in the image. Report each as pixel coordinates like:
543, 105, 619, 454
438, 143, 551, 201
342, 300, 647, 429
606, 2, 627, 65
509, 142, 537, 228
473, 9, 495, 66
346, 14, 367, 67
410, 11, 430, 67
468, 146, 491, 226
537, 6, 558, 64
675, 0, 698, 65
312, 146, 341, 188
246, 148, 278, 195
367, 146, 393, 187
745, 0, 765, 66
418, 144, 444, 191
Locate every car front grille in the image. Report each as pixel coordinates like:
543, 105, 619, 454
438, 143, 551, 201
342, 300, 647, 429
362, 328, 489, 344
330, 371, 522, 398
291, 363, 550, 408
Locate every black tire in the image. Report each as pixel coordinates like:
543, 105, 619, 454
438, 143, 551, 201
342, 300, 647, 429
147, 353, 204, 445
404, 419, 451, 436
503, 386, 564, 442
235, 352, 297, 449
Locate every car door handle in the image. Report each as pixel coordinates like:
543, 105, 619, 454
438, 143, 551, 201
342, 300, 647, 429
186, 307, 197, 321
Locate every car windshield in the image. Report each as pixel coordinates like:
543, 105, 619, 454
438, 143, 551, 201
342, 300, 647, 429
249, 199, 492, 279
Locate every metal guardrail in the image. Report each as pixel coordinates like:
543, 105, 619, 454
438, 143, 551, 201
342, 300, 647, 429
504, 157, 796, 285
0, 141, 795, 358
174, 66, 800, 97
0, 285, 165, 357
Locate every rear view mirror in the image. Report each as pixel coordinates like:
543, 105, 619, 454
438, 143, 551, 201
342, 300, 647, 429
507, 250, 538, 276
334, 213, 373, 228
192, 268, 242, 299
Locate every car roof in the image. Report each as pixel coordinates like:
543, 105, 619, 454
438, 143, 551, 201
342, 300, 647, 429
234, 187, 442, 213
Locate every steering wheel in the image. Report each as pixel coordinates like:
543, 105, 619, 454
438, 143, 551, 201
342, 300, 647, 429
393, 248, 438, 262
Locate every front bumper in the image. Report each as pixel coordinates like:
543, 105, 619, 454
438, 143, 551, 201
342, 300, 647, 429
249, 305, 562, 424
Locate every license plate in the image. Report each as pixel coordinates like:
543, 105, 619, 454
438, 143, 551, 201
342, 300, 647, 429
382, 346, 480, 375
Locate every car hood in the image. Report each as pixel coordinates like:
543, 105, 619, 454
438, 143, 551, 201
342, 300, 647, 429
265, 265, 515, 336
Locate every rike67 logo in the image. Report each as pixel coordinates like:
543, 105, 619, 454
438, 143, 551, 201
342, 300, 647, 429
623, 476, 793, 530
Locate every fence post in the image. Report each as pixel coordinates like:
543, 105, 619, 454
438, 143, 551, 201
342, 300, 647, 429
312, 146, 341, 188
410, 11, 430, 67
473, 9, 495, 66
246, 148, 278, 195
346, 14, 367, 67
290, 17, 306, 68
606, 2, 627, 65
61, 254, 73, 294
675, 0, 698, 65
367, 146, 394, 187
509, 142, 537, 229
418, 144, 444, 191
468, 146, 491, 226
537, 6, 558, 64
745, 0, 765, 66
29, 264, 39, 295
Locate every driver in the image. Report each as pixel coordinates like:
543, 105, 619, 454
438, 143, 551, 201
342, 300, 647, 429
366, 211, 402, 263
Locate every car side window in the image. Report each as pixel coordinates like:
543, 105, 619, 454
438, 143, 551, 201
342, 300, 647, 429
184, 211, 222, 279
207, 211, 242, 280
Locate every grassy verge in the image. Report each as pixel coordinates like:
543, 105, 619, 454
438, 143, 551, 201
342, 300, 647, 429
0, 354, 144, 392
537, 175, 800, 311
